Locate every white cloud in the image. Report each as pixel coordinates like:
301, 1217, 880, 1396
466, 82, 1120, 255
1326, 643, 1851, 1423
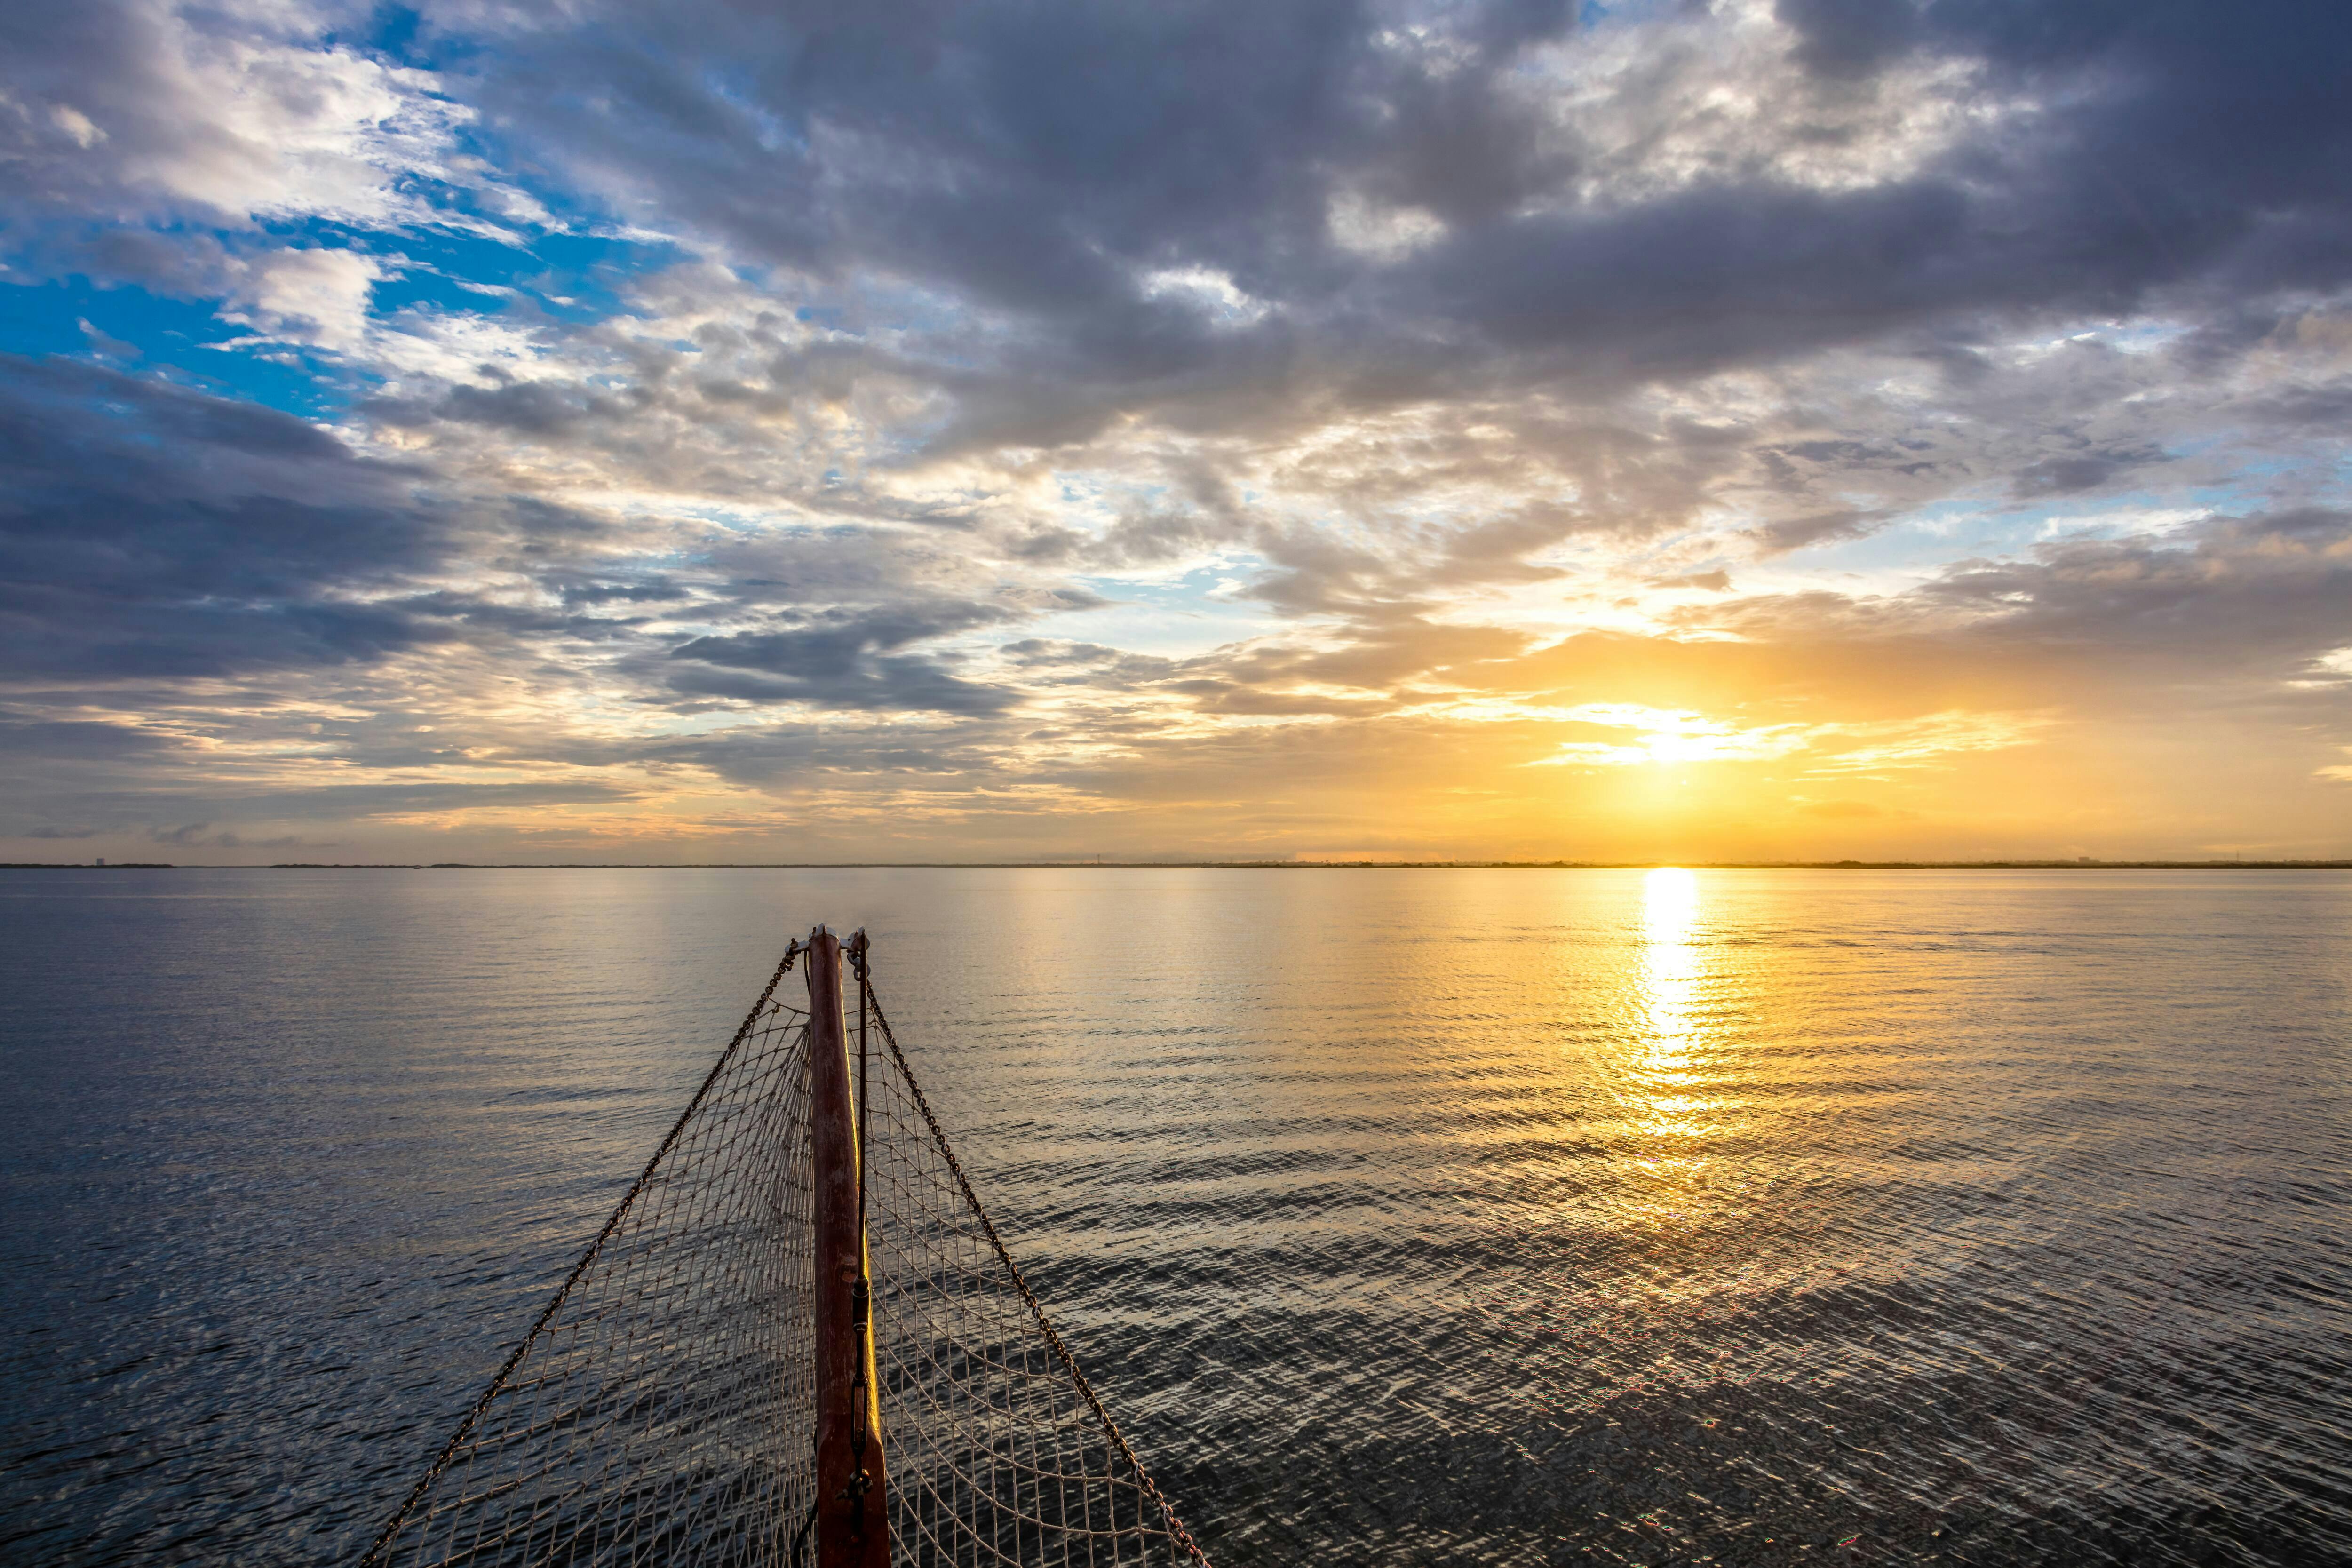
222, 247, 384, 350
1525, 704, 1811, 767
1805, 711, 2049, 773
50, 103, 104, 149
1517, 1, 2035, 209
1139, 265, 1271, 326
2295, 648, 2352, 689
3, 1, 526, 238
1325, 189, 1446, 262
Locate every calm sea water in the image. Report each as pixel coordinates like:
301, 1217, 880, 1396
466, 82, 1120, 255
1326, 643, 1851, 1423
3, 867, 2349, 1566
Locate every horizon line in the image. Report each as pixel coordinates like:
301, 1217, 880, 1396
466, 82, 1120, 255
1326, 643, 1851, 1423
8, 859, 2352, 872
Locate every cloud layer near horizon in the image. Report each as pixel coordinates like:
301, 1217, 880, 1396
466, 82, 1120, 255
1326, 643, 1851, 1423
3, 0, 2350, 861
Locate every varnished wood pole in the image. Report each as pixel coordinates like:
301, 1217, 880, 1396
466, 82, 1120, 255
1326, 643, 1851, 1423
805, 927, 888, 1568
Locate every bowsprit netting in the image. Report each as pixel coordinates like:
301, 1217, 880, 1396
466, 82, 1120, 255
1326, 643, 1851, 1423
360, 950, 819, 1568
361, 931, 1211, 1568
853, 958, 1208, 1568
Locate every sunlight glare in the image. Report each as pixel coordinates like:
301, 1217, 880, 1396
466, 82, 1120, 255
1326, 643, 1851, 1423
1637, 868, 1717, 1144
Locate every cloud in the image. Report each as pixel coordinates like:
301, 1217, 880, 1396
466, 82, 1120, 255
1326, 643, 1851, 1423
1911, 507, 2352, 687
222, 247, 385, 351
1776, 0, 1921, 80
1526, 704, 1812, 768
0, 0, 499, 234
1749, 509, 1884, 556
663, 598, 1066, 714
393, 0, 2350, 414
0, 355, 461, 678
146, 823, 337, 849
0, 711, 176, 758
1, 0, 2350, 858
1804, 711, 2048, 774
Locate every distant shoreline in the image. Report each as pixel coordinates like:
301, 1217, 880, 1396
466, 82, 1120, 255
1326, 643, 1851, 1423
8, 860, 2351, 872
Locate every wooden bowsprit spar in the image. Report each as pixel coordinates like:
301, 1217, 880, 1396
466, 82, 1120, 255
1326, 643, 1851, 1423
359, 926, 1209, 1568
805, 927, 888, 1567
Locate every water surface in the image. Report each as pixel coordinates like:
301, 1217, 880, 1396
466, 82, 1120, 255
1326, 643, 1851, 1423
4, 867, 2348, 1565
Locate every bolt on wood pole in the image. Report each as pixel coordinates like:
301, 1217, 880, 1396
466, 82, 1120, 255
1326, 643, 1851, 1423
805, 926, 888, 1568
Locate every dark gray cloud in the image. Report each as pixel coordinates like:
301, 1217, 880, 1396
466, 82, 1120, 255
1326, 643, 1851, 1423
2011, 446, 2161, 499
666, 601, 1025, 713
660, 655, 1009, 715
424, 0, 2352, 422
1749, 509, 1884, 556
559, 578, 691, 608
999, 639, 1184, 687
1918, 506, 2352, 690
0, 711, 176, 759
1777, 0, 1921, 79
636, 721, 1013, 790
0, 356, 465, 678
146, 824, 336, 849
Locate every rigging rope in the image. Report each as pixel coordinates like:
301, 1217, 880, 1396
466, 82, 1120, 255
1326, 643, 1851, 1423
860, 982, 1211, 1568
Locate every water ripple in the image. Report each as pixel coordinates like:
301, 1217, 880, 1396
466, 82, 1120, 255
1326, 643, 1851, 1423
3, 866, 2348, 1565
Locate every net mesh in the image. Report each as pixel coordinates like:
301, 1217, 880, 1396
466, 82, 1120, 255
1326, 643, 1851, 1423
361, 940, 1209, 1568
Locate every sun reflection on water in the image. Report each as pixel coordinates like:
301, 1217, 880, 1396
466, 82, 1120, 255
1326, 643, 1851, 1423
1636, 867, 1723, 1143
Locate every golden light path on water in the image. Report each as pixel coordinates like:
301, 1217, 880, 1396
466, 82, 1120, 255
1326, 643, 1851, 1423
1623, 868, 1750, 1243
1635, 866, 1722, 1147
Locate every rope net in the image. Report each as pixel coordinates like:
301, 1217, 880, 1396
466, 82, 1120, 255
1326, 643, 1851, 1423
362, 940, 1208, 1568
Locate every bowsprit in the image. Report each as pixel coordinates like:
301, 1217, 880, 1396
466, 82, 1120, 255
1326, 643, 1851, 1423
359, 927, 1211, 1568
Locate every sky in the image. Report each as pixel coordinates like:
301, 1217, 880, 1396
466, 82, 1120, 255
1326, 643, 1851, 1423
2, 0, 2349, 864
